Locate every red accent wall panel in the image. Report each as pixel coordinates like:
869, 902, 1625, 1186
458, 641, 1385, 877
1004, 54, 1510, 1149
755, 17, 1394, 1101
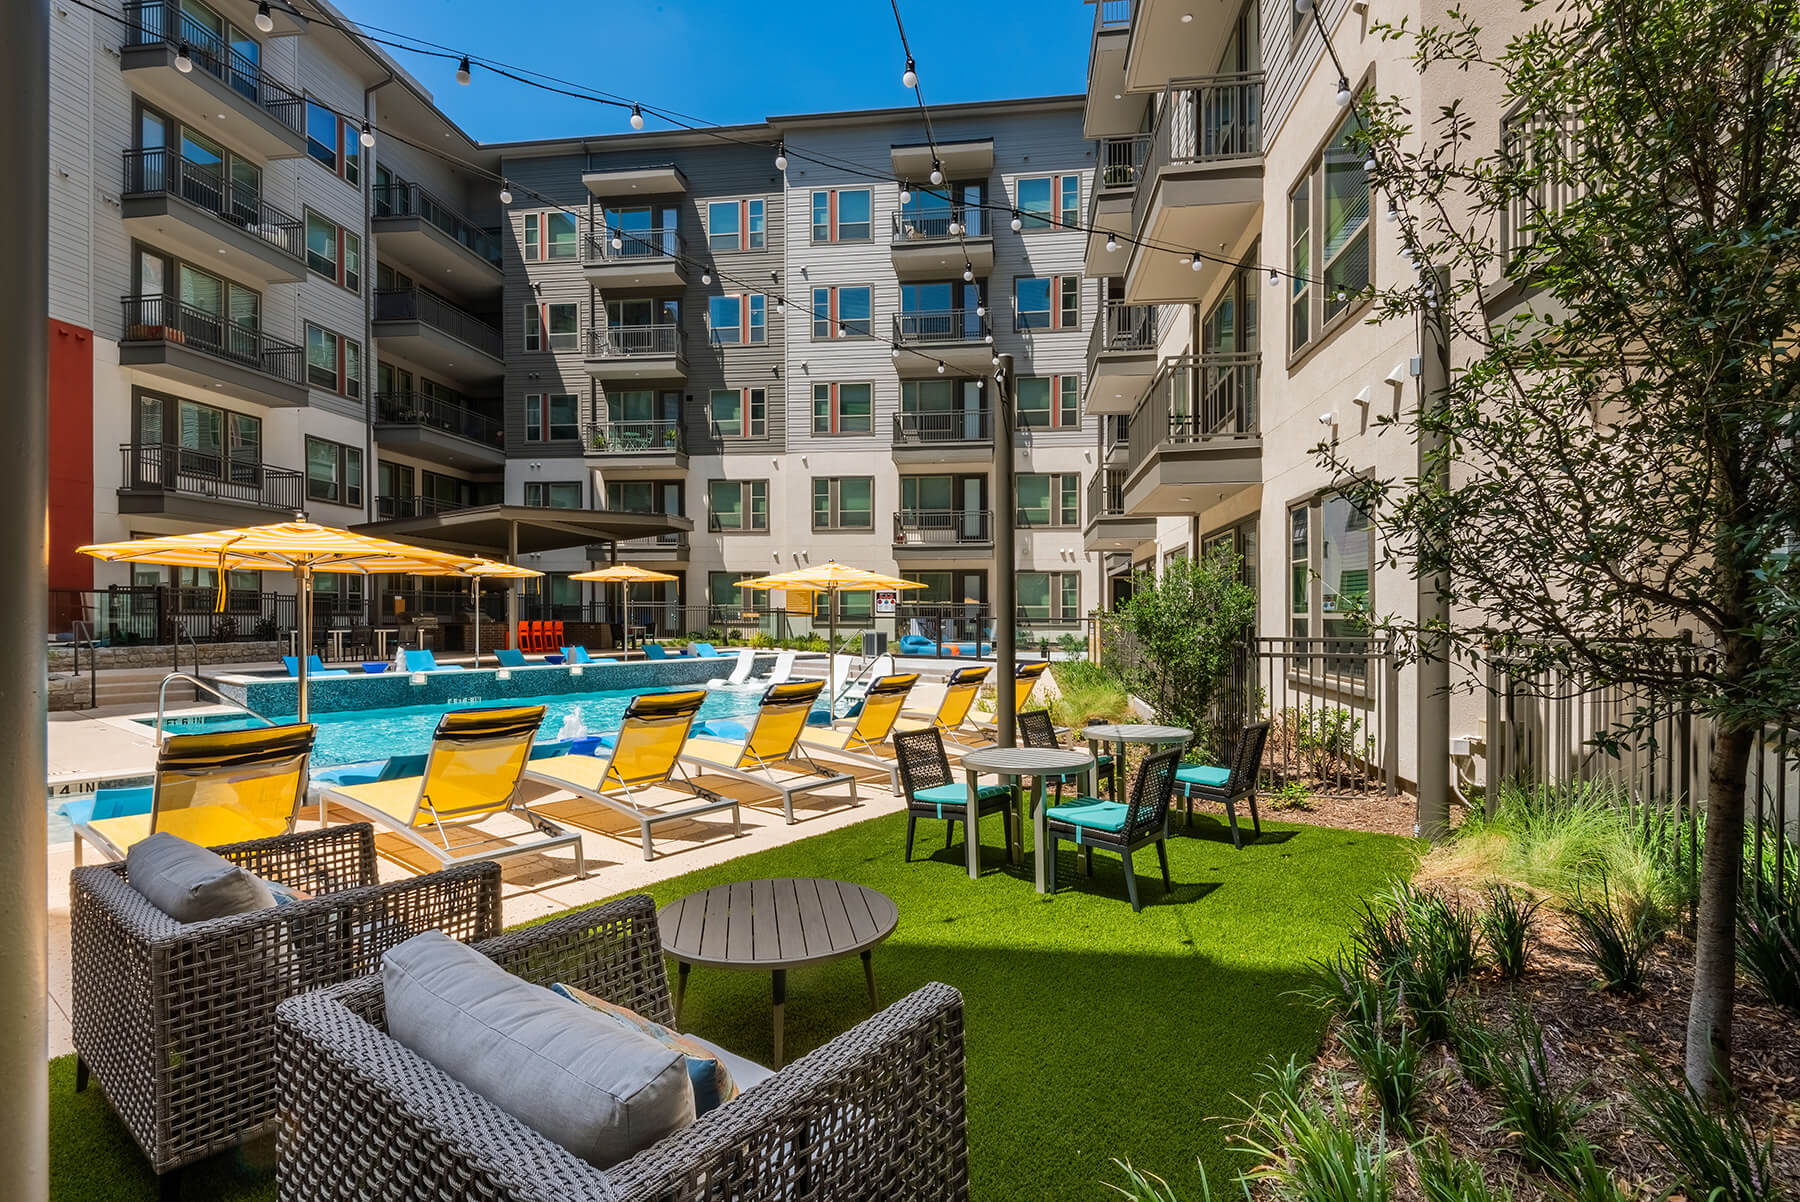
47, 319, 94, 596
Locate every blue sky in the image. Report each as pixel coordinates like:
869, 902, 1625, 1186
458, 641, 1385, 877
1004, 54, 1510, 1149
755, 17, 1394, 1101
339, 0, 1092, 143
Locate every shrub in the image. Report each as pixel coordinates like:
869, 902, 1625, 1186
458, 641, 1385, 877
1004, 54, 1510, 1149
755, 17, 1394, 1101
210, 614, 238, 642
1414, 1138, 1511, 1202
1105, 1160, 1204, 1202
1351, 883, 1478, 1041
748, 631, 775, 649
1237, 1059, 1393, 1202
1561, 873, 1666, 994
1049, 660, 1132, 729
1336, 1006, 1426, 1136
251, 615, 279, 642
1443, 1000, 1502, 1091
1480, 883, 1541, 981
1736, 835, 1800, 1013
1271, 779, 1313, 809
1484, 1006, 1595, 1183
1627, 1061, 1784, 1202
1309, 950, 1389, 1031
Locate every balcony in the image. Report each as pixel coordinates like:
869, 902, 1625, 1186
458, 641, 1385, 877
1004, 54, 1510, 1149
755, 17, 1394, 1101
1086, 135, 1148, 276
117, 442, 306, 524
892, 409, 994, 465
1125, 74, 1265, 305
584, 420, 688, 474
120, 149, 305, 285
1086, 300, 1160, 414
371, 289, 504, 382
118, 295, 308, 408
582, 325, 688, 383
891, 309, 994, 378
120, 0, 307, 161
588, 530, 690, 564
892, 509, 994, 559
582, 164, 689, 199
374, 495, 473, 521
1121, 353, 1261, 516
889, 209, 995, 280
373, 392, 505, 470
1085, 0, 1146, 138
1124, 0, 1249, 95
1084, 467, 1157, 553
371, 182, 503, 298
582, 228, 687, 291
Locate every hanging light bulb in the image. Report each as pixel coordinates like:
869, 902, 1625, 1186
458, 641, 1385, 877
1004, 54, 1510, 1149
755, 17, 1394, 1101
1296, 0, 1313, 13
610, 229, 623, 250
947, 219, 961, 236
1189, 252, 1203, 271
774, 143, 788, 171
629, 103, 645, 130
1010, 210, 1023, 232
775, 297, 785, 312
976, 303, 986, 318
930, 160, 944, 186
891, 346, 901, 360
1336, 286, 1348, 302
936, 361, 946, 375
1363, 154, 1377, 173
902, 57, 918, 89
1268, 267, 1280, 286
962, 263, 974, 283
254, 1, 274, 32
991, 354, 1000, 366
174, 42, 193, 72
984, 332, 993, 345
498, 180, 512, 205
1105, 235, 1118, 253
837, 323, 848, 337
1385, 199, 1399, 222
359, 121, 375, 148
899, 183, 912, 205
455, 56, 472, 85
701, 267, 712, 285
1335, 77, 1353, 107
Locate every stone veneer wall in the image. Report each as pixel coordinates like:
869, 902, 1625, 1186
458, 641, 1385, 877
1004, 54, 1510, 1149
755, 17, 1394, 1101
48, 640, 287, 674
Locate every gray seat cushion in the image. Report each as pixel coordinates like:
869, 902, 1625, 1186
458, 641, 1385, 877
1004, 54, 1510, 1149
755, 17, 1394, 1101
383, 931, 696, 1168
125, 832, 275, 923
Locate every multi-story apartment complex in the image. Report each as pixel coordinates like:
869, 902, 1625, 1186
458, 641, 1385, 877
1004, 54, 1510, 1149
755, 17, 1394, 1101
46, 0, 1104, 649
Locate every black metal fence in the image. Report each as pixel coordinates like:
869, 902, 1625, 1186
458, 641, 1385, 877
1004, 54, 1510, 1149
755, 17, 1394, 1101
50, 587, 300, 646
122, 148, 304, 261
121, 294, 306, 385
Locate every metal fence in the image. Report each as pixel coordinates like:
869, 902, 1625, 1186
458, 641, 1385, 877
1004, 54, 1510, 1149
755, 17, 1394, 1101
122, 148, 304, 261
50, 587, 299, 646
372, 288, 503, 360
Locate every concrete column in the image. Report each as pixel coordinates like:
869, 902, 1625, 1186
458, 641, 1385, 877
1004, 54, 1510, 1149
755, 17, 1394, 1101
505, 520, 519, 645
994, 355, 1017, 748
1415, 271, 1453, 838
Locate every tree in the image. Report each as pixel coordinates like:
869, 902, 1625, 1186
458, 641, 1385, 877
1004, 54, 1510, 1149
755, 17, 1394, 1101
1332, 0, 1800, 1097
1108, 548, 1257, 758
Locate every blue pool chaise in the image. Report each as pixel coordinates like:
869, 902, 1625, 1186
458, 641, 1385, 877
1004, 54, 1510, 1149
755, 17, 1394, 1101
689, 642, 722, 658
493, 648, 526, 667
402, 649, 464, 672
283, 654, 349, 678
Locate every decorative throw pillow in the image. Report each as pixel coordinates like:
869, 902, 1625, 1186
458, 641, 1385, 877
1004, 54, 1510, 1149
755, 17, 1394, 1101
125, 832, 275, 922
553, 982, 740, 1114
261, 878, 312, 906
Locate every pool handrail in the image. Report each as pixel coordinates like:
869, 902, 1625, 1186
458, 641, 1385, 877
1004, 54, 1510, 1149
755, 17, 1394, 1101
154, 673, 281, 743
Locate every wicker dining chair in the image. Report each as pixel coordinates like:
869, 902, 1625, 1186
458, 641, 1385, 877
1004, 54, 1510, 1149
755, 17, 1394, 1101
1175, 721, 1272, 848
894, 727, 1014, 864
69, 824, 502, 1198
1044, 747, 1182, 912
1017, 709, 1116, 803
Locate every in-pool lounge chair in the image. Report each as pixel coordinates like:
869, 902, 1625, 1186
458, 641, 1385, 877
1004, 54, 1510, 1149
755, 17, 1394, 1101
283, 654, 348, 678
561, 645, 599, 665
493, 648, 527, 667
403, 648, 464, 672
703, 647, 757, 688
969, 661, 1054, 740
316, 706, 585, 877
679, 680, 857, 823
798, 673, 919, 791
894, 664, 991, 748
72, 722, 317, 863
523, 690, 736, 860
690, 641, 723, 657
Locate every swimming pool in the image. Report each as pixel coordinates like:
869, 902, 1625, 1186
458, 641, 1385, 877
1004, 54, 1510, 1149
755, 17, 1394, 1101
142, 684, 795, 769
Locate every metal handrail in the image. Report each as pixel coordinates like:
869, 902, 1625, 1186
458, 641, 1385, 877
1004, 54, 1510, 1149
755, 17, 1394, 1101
71, 620, 98, 710
374, 391, 502, 447
1096, 135, 1152, 189
123, 0, 305, 134
122, 148, 304, 260
890, 206, 982, 243
1127, 352, 1261, 468
893, 508, 994, 544
372, 289, 502, 360
832, 652, 898, 718
372, 182, 501, 265
119, 442, 306, 511
155, 672, 280, 743
892, 410, 994, 444
892, 308, 991, 345
587, 419, 685, 453
585, 324, 685, 357
582, 227, 683, 264
1133, 73, 1265, 235
120, 295, 306, 385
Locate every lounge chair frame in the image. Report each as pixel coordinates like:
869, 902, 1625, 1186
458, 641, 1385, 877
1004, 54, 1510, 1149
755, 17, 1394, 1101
797, 673, 920, 791
678, 681, 858, 824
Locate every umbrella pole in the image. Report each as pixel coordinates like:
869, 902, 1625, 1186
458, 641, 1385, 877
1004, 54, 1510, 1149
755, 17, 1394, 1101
295, 565, 310, 724
829, 587, 838, 705
472, 577, 481, 668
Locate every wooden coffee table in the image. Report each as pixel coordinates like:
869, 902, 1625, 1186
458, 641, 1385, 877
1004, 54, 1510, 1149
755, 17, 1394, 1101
658, 878, 899, 1067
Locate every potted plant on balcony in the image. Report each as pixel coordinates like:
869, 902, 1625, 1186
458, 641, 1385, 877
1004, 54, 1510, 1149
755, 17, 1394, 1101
661, 428, 679, 448
589, 430, 609, 450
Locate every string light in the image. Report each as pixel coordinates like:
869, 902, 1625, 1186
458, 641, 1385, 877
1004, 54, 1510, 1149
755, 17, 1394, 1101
701, 267, 712, 285
455, 55, 471, 85
962, 262, 974, 282
1010, 211, 1022, 232
935, 362, 946, 374
1363, 154, 1377, 173
1268, 267, 1280, 286
498, 180, 512, 204
629, 103, 645, 130
975, 303, 986, 318
254, 1, 274, 32
1105, 235, 1118, 253
1335, 77, 1353, 107
360, 120, 375, 148
901, 57, 917, 89
929, 159, 944, 186
891, 347, 900, 359
610, 229, 623, 250
1188, 252, 1202, 271
1296, 0, 1313, 13
774, 143, 788, 171
1385, 199, 1398, 222
898, 183, 912, 205
174, 42, 193, 72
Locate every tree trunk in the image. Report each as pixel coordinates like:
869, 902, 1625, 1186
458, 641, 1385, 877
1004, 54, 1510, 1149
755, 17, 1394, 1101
1685, 718, 1754, 1099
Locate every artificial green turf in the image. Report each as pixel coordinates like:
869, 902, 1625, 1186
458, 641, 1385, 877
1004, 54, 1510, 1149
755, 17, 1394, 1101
50, 809, 1417, 1201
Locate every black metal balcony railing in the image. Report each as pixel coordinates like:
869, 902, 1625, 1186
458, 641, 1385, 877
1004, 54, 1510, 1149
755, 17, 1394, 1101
893, 410, 994, 445
892, 309, 990, 345
122, 148, 304, 261
373, 289, 503, 360
890, 206, 983, 243
374, 495, 472, 520
893, 509, 994, 546
373, 181, 501, 265
585, 324, 686, 358
120, 295, 305, 385
587, 420, 685, 454
1134, 73, 1265, 234
1088, 468, 1128, 520
123, 0, 305, 134
1128, 352, 1261, 468
1089, 299, 1158, 368
119, 442, 304, 511
582, 227, 683, 265
374, 391, 502, 448
1096, 134, 1152, 190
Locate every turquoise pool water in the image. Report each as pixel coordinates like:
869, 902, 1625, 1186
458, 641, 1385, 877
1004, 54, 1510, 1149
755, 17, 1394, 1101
140, 685, 786, 769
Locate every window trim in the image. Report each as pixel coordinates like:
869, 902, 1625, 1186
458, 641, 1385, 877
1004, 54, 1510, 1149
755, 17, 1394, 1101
303, 434, 363, 507
708, 478, 769, 532
1014, 570, 1082, 622
810, 381, 875, 436
810, 285, 874, 340
705, 197, 766, 253
1014, 274, 1081, 332
1014, 174, 1080, 232
523, 392, 581, 443
708, 387, 768, 440
303, 97, 359, 187
523, 479, 584, 509
1286, 95, 1376, 361
1016, 374, 1082, 430
1014, 472, 1081, 528
809, 187, 874, 244
708, 294, 766, 346
811, 476, 875, 531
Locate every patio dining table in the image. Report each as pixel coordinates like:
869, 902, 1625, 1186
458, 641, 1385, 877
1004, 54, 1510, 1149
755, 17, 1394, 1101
960, 745, 1095, 892
1082, 723, 1193, 800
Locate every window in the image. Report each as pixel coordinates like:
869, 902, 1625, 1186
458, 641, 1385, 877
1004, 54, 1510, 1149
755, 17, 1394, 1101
524, 481, 583, 508
1014, 275, 1080, 331
304, 436, 362, 507
708, 388, 767, 438
706, 198, 765, 252
812, 477, 874, 530
523, 215, 539, 261
810, 188, 872, 242
342, 338, 361, 400
342, 231, 360, 293
1204, 518, 1259, 595
304, 99, 357, 185
523, 305, 541, 352
811, 382, 873, 435
708, 295, 765, 345
1290, 111, 1371, 352
546, 303, 579, 351
1015, 474, 1080, 527
709, 479, 768, 531
709, 571, 754, 607
809, 285, 872, 339
305, 324, 337, 389
1015, 175, 1080, 230
524, 394, 580, 442
1289, 504, 1311, 639
304, 211, 359, 292
545, 212, 577, 259
1016, 375, 1080, 428
1016, 572, 1081, 622
1320, 492, 1372, 641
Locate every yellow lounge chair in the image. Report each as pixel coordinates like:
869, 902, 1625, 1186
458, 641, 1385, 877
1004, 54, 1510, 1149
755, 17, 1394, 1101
73, 723, 317, 863
969, 661, 1056, 741
894, 664, 992, 749
317, 705, 585, 878
797, 673, 920, 791
523, 690, 734, 860
677, 680, 858, 824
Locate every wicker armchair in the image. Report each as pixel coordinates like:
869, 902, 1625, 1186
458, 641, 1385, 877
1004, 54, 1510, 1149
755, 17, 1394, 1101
894, 726, 1014, 864
275, 895, 970, 1202
69, 823, 502, 1193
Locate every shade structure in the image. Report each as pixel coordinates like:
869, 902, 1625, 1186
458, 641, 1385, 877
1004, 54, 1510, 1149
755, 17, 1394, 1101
570, 564, 679, 650
460, 559, 543, 667
79, 521, 482, 721
736, 564, 925, 706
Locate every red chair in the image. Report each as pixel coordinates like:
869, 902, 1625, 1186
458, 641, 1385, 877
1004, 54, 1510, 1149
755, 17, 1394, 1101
521, 621, 539, 654
550, 620, 565, 650
529, 621, 547, 655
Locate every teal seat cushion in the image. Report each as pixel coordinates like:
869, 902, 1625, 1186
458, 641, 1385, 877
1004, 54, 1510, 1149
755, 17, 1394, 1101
911, 781, 1011, 816
1044, 798, 1130, 839
1175, 764, 1231, 790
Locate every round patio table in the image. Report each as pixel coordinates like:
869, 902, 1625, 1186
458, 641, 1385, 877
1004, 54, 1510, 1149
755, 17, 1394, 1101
959, 746, 1095, 892
658, 878, 898, 1068
1081, 724, 1194, 800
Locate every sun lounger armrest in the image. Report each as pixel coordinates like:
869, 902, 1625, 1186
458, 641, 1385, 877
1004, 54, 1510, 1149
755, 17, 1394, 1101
209, 822, 382, 895
604, 982, 969, 1202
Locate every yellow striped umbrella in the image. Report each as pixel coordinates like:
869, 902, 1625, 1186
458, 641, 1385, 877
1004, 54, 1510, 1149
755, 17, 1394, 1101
737, 564, 925, 696
570, 565, 679, 649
